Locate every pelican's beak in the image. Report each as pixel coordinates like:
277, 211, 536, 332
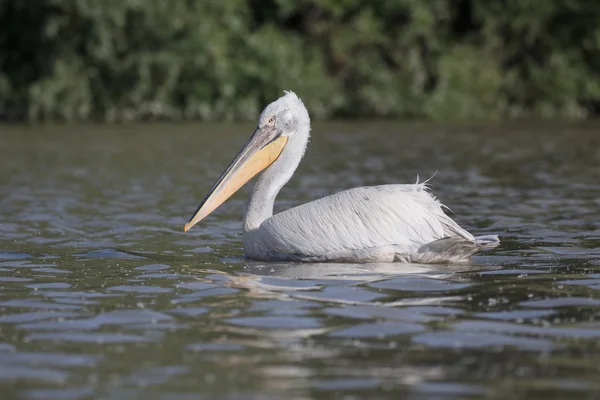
184, 125, 288, 232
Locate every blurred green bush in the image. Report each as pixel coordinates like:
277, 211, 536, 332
1, 0, 599, 122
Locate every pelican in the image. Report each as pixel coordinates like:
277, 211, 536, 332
184, 91, 499, 263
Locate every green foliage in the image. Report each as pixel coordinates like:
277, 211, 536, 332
0, 0, 599, 121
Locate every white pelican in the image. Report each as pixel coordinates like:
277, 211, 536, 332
184, 91, 499, 263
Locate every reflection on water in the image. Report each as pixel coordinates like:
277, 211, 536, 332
0, 123, 600, 399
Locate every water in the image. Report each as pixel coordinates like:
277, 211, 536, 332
1, 122, 600, 399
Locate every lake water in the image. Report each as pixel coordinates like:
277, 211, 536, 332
1, 122, 599, 399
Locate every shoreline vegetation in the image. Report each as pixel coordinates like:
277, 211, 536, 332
1, 1, 599, 123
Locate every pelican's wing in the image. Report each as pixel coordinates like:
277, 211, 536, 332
258, 184, 474, 257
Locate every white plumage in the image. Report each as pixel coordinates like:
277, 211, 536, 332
185, 91, 499, 263
245, 184, 497, 263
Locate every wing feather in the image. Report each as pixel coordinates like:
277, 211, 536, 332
258, 184, 473, 257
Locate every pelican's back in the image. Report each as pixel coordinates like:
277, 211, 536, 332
255, 184, 477, 261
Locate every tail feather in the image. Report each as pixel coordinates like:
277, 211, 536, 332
411, 235, 500, 264
474, 235, 500, 249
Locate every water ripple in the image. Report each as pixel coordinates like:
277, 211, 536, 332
1, 124, 599, 398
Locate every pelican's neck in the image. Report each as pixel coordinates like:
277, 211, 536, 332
242, 161, 290, 231
243, 127, 309, 231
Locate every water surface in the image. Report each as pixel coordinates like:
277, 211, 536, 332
1, 122, 600, 399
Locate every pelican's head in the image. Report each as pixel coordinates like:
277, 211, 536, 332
184, 90, 309, 232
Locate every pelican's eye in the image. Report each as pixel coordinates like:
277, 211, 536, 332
266, 116, 275, 126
